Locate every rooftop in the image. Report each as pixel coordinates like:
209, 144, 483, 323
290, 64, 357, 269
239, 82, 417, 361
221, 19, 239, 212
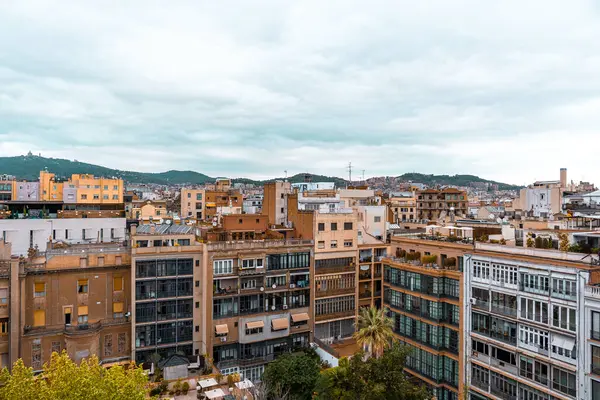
136, 224, 194, 235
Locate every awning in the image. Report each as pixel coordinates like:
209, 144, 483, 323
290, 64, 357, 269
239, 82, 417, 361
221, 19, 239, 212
113, 302, 124, 313
215, 324, 229, 335
246, 320, 264, 330
291, 313, 310, 323
235, 379, 254, 390
198, 378, 218, 389
271, 318, 289, 331
552, 335, 575, 350
205, 388, 226, 399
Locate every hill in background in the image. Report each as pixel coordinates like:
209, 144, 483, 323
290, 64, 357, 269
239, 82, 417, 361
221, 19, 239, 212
0, 154, 519, 189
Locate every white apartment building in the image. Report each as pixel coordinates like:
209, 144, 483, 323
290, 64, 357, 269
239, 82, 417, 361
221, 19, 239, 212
0, 218, 127, 256
464, 247, 590, 400
583, 286, 600, 400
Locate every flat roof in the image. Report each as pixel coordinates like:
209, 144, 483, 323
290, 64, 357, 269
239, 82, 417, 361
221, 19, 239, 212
136, 224, 194, 235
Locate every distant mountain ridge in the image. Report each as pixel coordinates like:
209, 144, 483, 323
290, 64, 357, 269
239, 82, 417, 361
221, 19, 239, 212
0, 155, 519, 189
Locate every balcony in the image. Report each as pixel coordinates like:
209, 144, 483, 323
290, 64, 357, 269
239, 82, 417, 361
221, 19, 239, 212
490, 304, 518, 319
359, 290, 372, 299
471, 378, 489, 392
315, 310, 355, 322
490, 385, 517, 400
315, 287, 355, 298
316, 264, 355, 274
490, 358, 518, 376
359, 271, 372, 280
592, 363, 600, 376
592, 329, 600, 341
214, 287, 239, 297
24, 317, 129, 336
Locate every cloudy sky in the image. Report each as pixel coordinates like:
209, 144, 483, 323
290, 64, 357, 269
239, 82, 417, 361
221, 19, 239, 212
1, 1, 599, 185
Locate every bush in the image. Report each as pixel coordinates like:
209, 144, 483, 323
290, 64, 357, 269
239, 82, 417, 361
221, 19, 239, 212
182, 381, 190, 395
421, 255, 437, 265
444, 257, 457, 267
215, 373, 223, 384
227, 374, 235, 387
159, 381, 168, 394
173, 379, 182, 395
149, 386, 162, 397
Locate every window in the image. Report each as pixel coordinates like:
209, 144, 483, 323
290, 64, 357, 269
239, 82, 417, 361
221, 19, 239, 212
113, 276, 123, 291
519, 356, 549, 385
0, 319, 8, 335
592, 346, 600, 374
103, 195, 109, 200
104, 334, 113, 357
213, 259, 233, 275
330, 240, 338, 248
551, 278, 576, 299
551, 335, 576, 361
344, 222, 353, 230
77, 279, 89, 293
113, 185, 119, 190
51, 341, 61, 354
318, 223, 325, 232
552, 367, 576, 397
0, 288, 6, 306
520, 298, 548, 323
331, 223, 338, 231
241, 259, 255, 269
518, 325, 549, 351
32, 339, 42, 370
112, 195, 118, 200
593, 380, 600, 400
593, 311, 600, 340
33, 310, 45, 327
113, 302, 124, 318
81, 194, 87, 200
187, 192, 191, 198
93, 194, 99, 200
318, 241, 325, 249
344, 240, 353, 248
196, 193, 202, 200
552, 305, 576, 331
245, 327, 263, 335
82, 229, 86, 240
34, 282, 46, 297
78, 306, 88, 324
374, 216, 381, 222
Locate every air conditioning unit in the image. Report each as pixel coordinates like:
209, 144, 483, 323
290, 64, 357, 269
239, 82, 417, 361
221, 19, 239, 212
220, 337, 227, 342
290, 284, 296, 289
470, 298, 477, 305
283, 305, 288, 310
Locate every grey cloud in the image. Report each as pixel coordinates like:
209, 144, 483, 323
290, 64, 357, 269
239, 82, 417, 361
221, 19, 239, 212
0, 1, 599, 184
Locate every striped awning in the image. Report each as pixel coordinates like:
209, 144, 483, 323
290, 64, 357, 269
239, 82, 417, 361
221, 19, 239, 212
215, 324, 229, 335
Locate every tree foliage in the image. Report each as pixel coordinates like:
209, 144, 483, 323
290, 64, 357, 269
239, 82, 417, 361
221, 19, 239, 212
262, 349, 321, 400
314, 343, 428, 400
0, 351, 151, 400
353, 306, 394, 358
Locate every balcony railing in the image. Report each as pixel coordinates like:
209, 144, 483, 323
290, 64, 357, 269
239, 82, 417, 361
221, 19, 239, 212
491, 304, 518, 319
315, 310, 355, 321
359, 272, 372, 280
316, 265, 355, 274
24, 317, 128, 336
359, 291, 372, 299
214, 287, 240, 297
315, 287, 355, 298
471, 378, 489, 391
207, 239, 313, 252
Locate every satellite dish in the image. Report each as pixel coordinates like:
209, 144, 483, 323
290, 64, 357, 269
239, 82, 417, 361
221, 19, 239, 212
496, 218, 502, 224
158, 218, 164, 224
166, 219, 172, 225
271, 305, 276, 311
272, 284, 277, 289
212, 221, 218, 227
488, 214, 495, 220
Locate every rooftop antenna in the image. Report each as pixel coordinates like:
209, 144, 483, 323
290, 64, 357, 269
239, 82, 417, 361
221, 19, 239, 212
347, 162, 352, 185
362, 170, 365, 184
284, 170, 288, 182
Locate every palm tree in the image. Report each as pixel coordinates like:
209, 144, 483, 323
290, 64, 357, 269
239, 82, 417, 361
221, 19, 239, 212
353, 306, 394, 358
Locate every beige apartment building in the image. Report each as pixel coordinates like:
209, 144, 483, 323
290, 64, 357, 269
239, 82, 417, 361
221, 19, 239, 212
417, 188, 468, 221
181, 188, 206, 221
0, 240, 132, 370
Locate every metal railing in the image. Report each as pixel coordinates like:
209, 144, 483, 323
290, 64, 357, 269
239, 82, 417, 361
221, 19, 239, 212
207, 239, 313, 252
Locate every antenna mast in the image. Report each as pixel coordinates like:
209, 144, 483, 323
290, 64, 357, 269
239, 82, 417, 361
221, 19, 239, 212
347, 162, 352, 184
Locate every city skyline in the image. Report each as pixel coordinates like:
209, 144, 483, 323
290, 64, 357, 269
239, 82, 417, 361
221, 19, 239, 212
1, 1, 599, 184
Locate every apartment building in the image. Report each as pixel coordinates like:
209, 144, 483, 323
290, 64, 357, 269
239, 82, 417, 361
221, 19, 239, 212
386, 195, 417, 224
357, 242, 387, 310
262, 181, 292, 227
383, 236, 469, 400
0, 240, 131, 371
129, 199, 168, 224
417, 188, 467, 221
208, 239, 313, 382
130, 224, 205, 364
313, 210, 359, 344
180, 188, 206, 220
0, 175, 14, 201
0, 218, 126, 256
465, 245, 594, 400
584, 285, 600, 399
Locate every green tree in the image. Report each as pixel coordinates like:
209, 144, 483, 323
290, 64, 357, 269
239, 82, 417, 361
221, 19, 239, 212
353, 306, 394, 358
315, 343, 428, 400
262, 349, 321, 400
0, 351, 151, 400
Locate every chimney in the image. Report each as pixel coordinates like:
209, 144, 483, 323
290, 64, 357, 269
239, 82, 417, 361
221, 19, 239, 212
560, 168, 567, 189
